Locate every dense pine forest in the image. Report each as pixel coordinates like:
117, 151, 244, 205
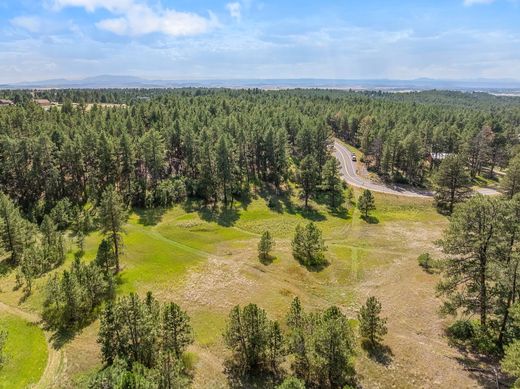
1, 88, 519, 215
1, 88, 520, 388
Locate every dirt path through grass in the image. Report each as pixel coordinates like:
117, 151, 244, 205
0, 301, 65, 389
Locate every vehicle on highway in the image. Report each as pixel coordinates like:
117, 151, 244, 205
351, 155, 357, 162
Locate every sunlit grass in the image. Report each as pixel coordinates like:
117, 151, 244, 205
0, 313, 47, 389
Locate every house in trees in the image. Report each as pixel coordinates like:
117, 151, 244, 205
0, 99, 14, 106
428, 152, 452, 167
33, 99, 58, 110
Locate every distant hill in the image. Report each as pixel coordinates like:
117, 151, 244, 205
2, 75, 520, 92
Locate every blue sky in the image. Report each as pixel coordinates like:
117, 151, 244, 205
1, 0, 519, 82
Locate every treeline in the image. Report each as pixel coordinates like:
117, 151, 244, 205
0, 89, 344, 217
89, 294, 388, 389
0, 89, 518, 215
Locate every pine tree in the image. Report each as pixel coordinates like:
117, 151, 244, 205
313, 306, 356, 387
119, 132, 136, 201
161, 302, 194, 359
357, 189, 376, 218
98, 300, 118, 365
216, 135, 235, 206
96, 238, 116, 274
266, 321, 285, 373
432, 155, 472, 214
40, 215, 65, 269
502, 153, 520, 199
286, 297, 309, 381
223, 303, 279, 373
0, 192, 26, 265
292, 222, 327, 268
321, 158, 344, 208
258, 230, 275, 261
297, 155, 319, 208
358, 296, 388, 347
438, 195, 501, 328
502, 340, 520, 388
140, 129, 166, 191
98, 186, 127, 273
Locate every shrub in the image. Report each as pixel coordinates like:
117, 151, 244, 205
276, 376, 305, 389
417, 253, 433, 270
447, 320, 475, 341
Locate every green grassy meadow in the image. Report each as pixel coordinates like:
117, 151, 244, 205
0, 313, 48, 389
0, 188, 446, 387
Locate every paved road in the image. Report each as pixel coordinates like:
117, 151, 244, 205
333, 140, 433, 198
333, 140, 502, 198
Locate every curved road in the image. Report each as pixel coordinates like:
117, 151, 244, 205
333, 140, 432, 198
333, 140, 501, 197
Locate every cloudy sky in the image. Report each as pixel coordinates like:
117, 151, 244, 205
1, 0, 519, 83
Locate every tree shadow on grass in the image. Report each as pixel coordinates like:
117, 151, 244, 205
49, 327, 78, 349
258, 254, 276, 266
299, 259, 330, 273
450, 346, 512, 388
224, 361, 282, 389
135, 207, 168, 226
297, 205, 327, 222
361, 340, 394, 366
198, 205, 241, 227
360, 215, 379, 224
329, 205, 350, 220
259, 185, 326, 220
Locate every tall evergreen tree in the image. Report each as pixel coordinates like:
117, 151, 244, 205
358, 296, 388, 347
438, 195, 501, 328
502, 154, 520, 199
98, 186, 128, 273
357, 189, 376, 218
216, 135, 234, 206
258, 230, 275, 261
0, 192, 26, 265
432, 155, 472, 214
321, 158, 344, 208
297, 155, 319, 208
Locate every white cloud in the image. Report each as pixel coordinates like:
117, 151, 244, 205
463, 0, 496, 6
52, 0, 133, 12
226, 2, 241, 20
52, 0, 218, 37
10, 16, 42, 32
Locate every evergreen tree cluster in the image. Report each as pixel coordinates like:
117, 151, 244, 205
223, 297, 356, 388
438, 194, 520, 352
0, 192, 66, 294
93, 292, 194, 388
42, 257, 113, 331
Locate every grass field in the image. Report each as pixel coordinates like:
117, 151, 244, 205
1, 187, 479, 388
0, 312, 48, 389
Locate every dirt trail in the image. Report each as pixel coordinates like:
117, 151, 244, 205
0, 301, 65, 389
354, 253, 493, 388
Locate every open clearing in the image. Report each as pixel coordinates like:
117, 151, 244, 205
0, 189, 490, 387
0, 305, 48, 389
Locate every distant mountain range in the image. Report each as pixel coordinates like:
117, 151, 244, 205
2, 75, 520, 92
